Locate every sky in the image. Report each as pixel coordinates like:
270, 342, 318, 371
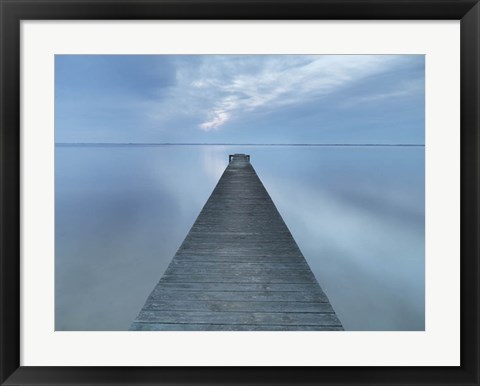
55, 55, 425, 144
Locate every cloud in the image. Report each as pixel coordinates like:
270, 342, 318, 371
199, 110, 231, 131
344, 79, 424, 106
167, 55, 418, 131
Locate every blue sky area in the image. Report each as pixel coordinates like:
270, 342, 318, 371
55, 55, 425, 144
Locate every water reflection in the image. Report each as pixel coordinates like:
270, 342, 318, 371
55, 145, 424, 330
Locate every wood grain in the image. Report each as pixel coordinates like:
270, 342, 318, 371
131, 154, 342, 331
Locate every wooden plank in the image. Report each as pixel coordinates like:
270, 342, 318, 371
143, 300, 334, 313
169, 261, 310, 270
130, 323, 344, 331
152, 282, 328, 293
136, 310, 341, 326
160, 274, 318, 284
178, 245, 302, 252
165, 266, 314, 276
175, 252, 304, 259
147, 289, 329, 302
131, 154, 342, 331
174, 256, 306, 263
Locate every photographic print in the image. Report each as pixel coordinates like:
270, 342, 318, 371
55, 54, 425, 331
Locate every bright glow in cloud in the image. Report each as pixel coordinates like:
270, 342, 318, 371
200, 110, 231, 131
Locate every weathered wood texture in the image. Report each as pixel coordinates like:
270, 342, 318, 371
131, 154, 342, 331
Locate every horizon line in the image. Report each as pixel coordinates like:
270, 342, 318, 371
55, 142, 425, 147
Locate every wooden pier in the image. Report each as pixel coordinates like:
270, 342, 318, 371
131, 154, 342, 331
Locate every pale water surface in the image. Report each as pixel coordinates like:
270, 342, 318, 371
55, 145, 424, 331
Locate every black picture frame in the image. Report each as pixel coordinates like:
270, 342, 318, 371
1, 0, 479, 385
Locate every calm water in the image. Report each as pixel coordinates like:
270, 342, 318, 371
55, 145, 424, 331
